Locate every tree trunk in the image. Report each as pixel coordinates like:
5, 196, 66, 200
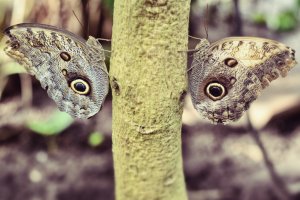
110, 1, 190, 200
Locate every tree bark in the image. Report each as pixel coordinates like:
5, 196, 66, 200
110, 0, 190, 200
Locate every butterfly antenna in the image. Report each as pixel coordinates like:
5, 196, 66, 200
87, 0, 90, 37
204, 4, 209, 40
72, 10, 84, 30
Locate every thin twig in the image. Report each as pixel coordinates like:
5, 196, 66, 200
232, 0, 243, 36
246, 112, 291, 200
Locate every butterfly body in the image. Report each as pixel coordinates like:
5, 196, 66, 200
189, 37, 296, 124
3, 23, 109, 119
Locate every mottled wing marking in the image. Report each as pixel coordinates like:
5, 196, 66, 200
189, 37, 297, 124
3, 23, 109, 119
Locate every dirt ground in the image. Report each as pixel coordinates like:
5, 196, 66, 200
1, 81, 300, 200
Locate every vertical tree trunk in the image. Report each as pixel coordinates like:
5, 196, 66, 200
110, 1, 190, 200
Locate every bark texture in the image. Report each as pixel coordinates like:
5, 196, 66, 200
110, 1, 191, 199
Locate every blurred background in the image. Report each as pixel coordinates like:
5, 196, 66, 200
0, 0, 300, 199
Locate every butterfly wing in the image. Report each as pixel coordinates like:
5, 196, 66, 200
209, 37, 296, 82
190, 37, 296, 123
3, 23, 109, 119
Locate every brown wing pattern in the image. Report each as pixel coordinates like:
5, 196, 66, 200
189, 37, 296, 123
3, 23, 109, 119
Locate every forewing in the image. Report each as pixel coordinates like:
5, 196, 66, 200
209, 37, 296, 87
190, 37, 296, 123
3, 23, 109, 119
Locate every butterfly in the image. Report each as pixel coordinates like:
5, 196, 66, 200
3, 23, 109, 119
189, 37, 297, 124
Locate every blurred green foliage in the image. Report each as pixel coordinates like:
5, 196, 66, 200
252, 13, 266, 25
252, 0, 300, 31
88, 131, 104, 147
254, 10, 298, 31
26, 110, 74, 136
103, 0, 114, 13
275, 10, 298, 31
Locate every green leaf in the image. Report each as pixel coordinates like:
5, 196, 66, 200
26, 110, 74, 136
88, 132, 104, 147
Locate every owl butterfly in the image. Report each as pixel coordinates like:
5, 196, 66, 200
2, 23, 109, 119
189, 37, 297, 124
